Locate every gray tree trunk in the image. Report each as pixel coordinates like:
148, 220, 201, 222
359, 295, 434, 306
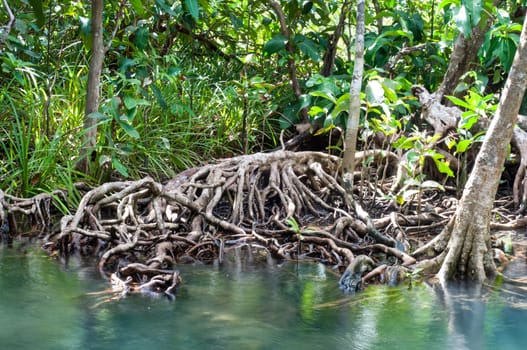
415, 13, 527, 283
79, 0, 105, 174
342, 0, 364, 196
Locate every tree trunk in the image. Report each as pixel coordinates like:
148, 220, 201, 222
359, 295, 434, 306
342, 0, 364, 196
415, 14, 527, 283
78, 0, 105, 174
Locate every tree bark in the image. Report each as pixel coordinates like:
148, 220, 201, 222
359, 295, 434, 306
342, 0, 365, 196
78, 0, 105, 174
416, 13, 527, 283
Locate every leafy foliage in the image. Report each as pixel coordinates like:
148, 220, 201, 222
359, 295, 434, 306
0, 0, 521, 196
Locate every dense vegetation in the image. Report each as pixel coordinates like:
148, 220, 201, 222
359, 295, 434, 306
1, 1, 523, 200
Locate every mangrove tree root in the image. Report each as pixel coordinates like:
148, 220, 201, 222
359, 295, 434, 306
46, 150, 414, 296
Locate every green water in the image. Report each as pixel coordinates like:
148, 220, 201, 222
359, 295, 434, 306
1, 244, 526, 350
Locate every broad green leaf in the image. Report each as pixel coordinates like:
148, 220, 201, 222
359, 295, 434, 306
455, 139, 473, 153
88, 112, 108, 120
185, 0, 200, 20
29, 0, 45, 27
459, 113, 479, 130
123, 95, 138, 110
297, 38, 321, 62
117, 120, 140, 139
465, 0, 483, 27
310, 90, 336, 104
366, 80, 385, 104
308, 105, 327, 116
453, 5, 472, 37
331, 93, 350, 116
446, 95, 471, 109
433, 158, 455, 177
112, 158, 129, 177
438, 0, 461, 11
155, 0, 177, 16
130, 0, 145, 16
134, 27, 149, 51
263, 34, 287, 56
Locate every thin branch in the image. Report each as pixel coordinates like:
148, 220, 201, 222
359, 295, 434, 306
0, 0, 15, 49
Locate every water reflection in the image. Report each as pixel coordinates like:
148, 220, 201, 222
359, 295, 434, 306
1, 244, 527, 350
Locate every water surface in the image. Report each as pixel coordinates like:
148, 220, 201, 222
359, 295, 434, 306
0, 243, 526, 350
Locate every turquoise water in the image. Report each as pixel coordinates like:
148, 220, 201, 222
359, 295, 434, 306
1, 243, 526, 350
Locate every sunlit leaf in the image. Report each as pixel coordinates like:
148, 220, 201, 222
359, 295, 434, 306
433, 159, 454, 177
310, 90, 336, 104
366, 80, 385, 104
455, 139, 473, 153
130, 0, 145, 16
453, 5, 472, 37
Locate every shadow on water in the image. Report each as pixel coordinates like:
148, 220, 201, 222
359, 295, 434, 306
1, 242, 527, 350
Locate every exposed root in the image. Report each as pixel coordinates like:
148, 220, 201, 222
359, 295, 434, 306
2, 149, 520, 297
38, 150, 445, 296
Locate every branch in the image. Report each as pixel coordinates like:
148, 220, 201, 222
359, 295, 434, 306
320, 0, 351, 76
0, 0, 15, 49
268, 1, 308, 122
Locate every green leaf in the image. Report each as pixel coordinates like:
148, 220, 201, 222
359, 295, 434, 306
123, 95, 138, 110
151, 85, 168, 109
117, 120, 140, 139
366, 80, 385, 104
185, 0, 200, 20
112, 158, 129, 177
88, 112, 109, 120
134, 27, 149, 51
446, 95, 471, 110
130, 0, 145, 16
310, 90, 336, 104
296, 37, 321, 62
465, 0, 483, 27
155, 0, 177, 15
438, 0, 461, 12
331, 93, 350, 117
453, 5, 472, 37
455, 139, 473, 153
433, 158, 454, 177
263, 34, 288, 56
29, 0, 45, 27
308, 105, 327, 116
